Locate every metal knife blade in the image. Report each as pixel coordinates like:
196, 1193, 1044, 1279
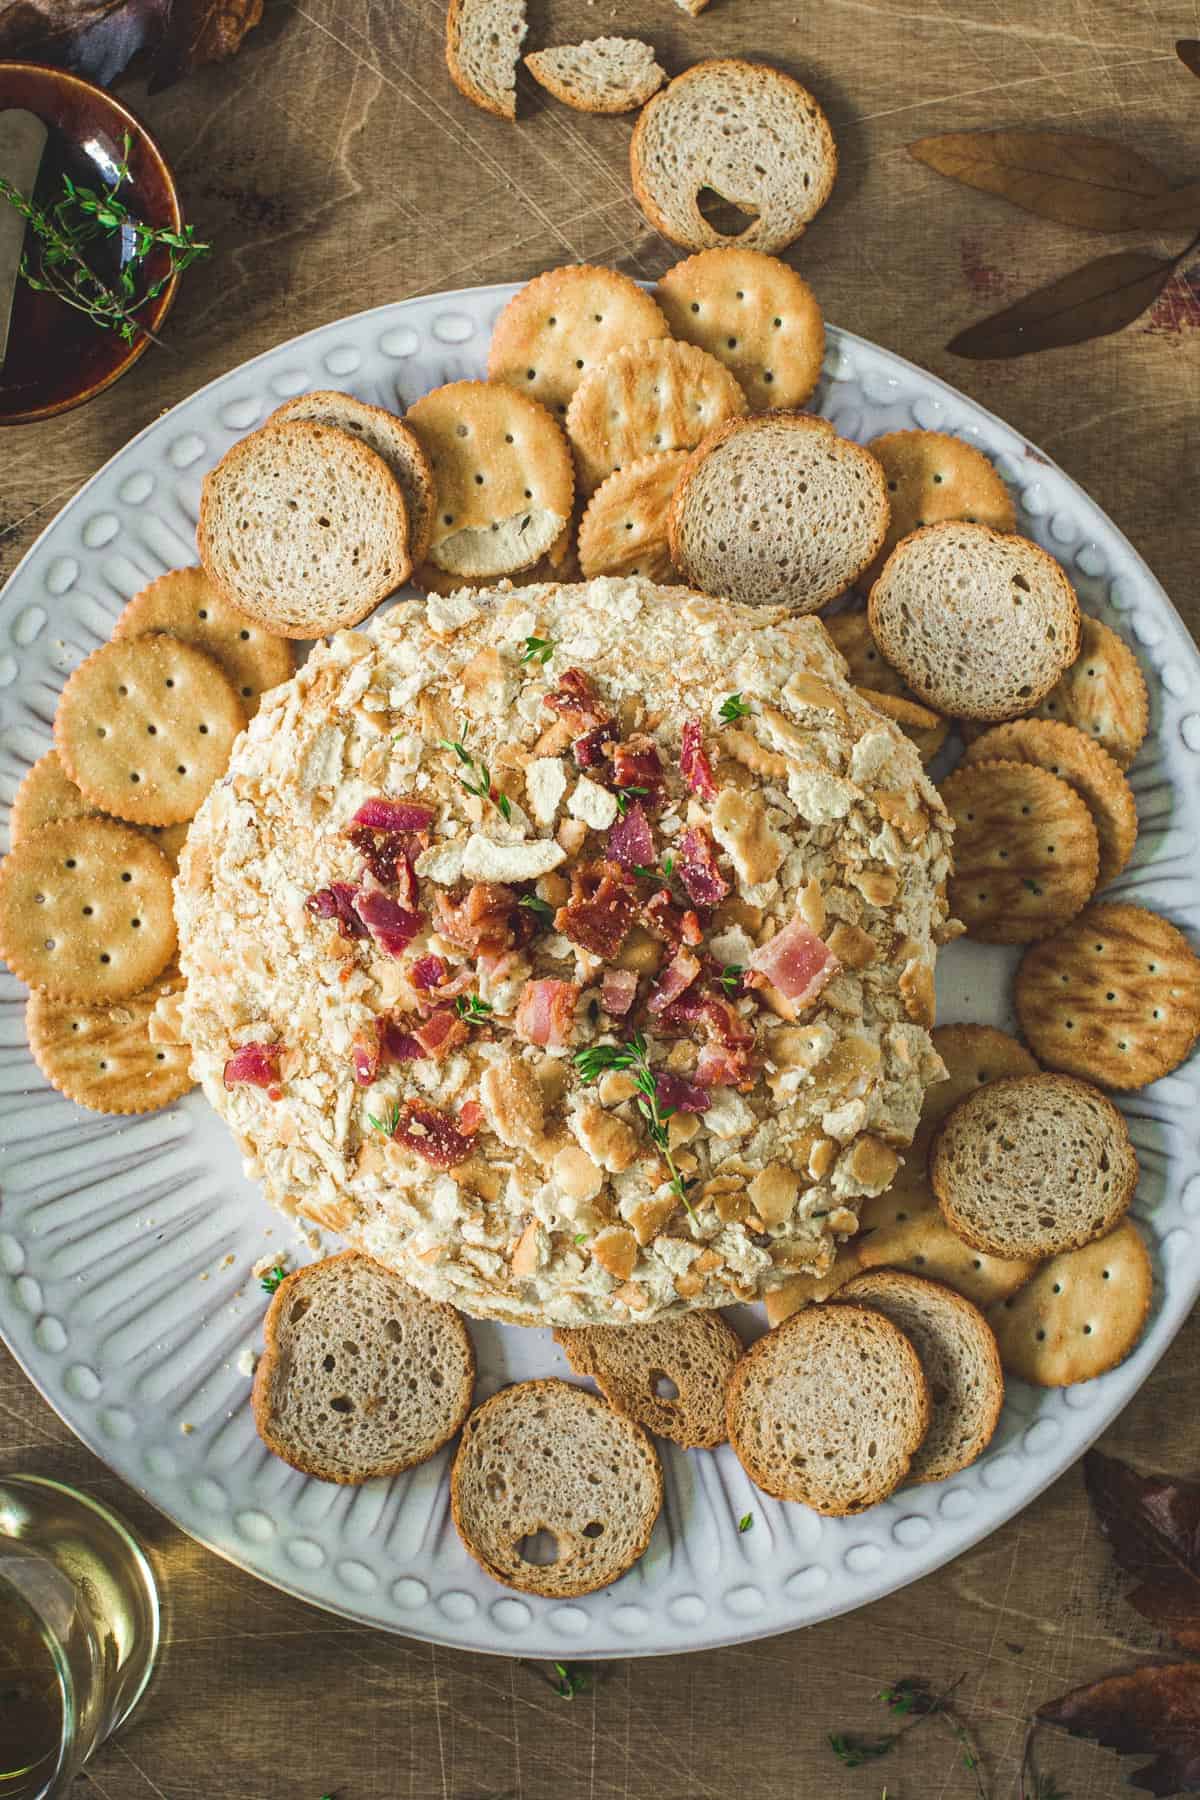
0, 110, 49, 374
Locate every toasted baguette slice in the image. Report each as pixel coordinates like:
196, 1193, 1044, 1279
868, 522, 1081, 721
270, 391, 436, 566
931, 1073, 1137, 1261
554, 1311, 742, 1448
446, 0, 526, 119
526, 38, 665, 113
630, 60, 837, 255
668, 413, 889, 614
252, 1252, 475, 1483
726, 1304, 930, 1515
838, 1272, 1004, 1484
451, 1379, 662, 1597
198, 421, 409, 638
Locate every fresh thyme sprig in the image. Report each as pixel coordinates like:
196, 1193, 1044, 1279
718, 963, 743, 998
574, 1034, 698, 1228
0, 133, 210, 346
738, 1512, 754, 1533
519, 893, 554, 919
614, 785, 649, 819
260, 1265, 285, 1295
552, 1662, 590, 1700
632, 852, 675, 886
718, 692, 752, 724
520, 635, 554, 665
829, 1676, 986, 1793
455, 992, 494, 1023
439, 721, 512, 821
367, 1101, 401, 1135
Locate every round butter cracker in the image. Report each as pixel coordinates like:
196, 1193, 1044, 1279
865, 429, 1015, 587
988, 1220, 1152, 1386
577, 451, 685, 582
565, 339, 747, 496
1015, 902, 1200, 1089
28, 966, 193, 1115
10, 750, 93, 843
113, 566, 293, 718
55, 635, 246, 827
962, 717, 1137, 890
0, 818, 176, 1002
406, 380, 575, 579
488, 265, 670, 419
939, 759, 1099, 943
657, 247, 824, 412
1030, 615, 1149, 770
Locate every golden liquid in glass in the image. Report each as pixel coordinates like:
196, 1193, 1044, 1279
0, 1602, 62, 1791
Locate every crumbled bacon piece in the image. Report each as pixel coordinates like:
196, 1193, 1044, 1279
353, 889, 424, 957
410, 953, 448, 992
695, 1040, 756, 1091
459, 1099, 483, 1136
555, 860, 639, 959
346, 826, 423, 892
306, 882, 368, 940
607, 802, 654, 871
747, 916, 841, 1008
654, 1071, 710, 1115
573, 723, 614, 770
601, 967, 638, 1016
223, 1042, 283, 1094
680, 720, 718, 801
435, 883, 533, 956
378, 1020, 425, 1063
514, 978, 580, 1047
611, 736, 663, 799
413, 1005, 470, 1060
392, 1100, 477, 1169
351, 1028, 381, 1087
675, 825, 729, 909
658, 988, 758, 1091
545, 667, 608, 730
648, 947, 702, 1014
350, 799, 435, 833
643, 887, 705, 947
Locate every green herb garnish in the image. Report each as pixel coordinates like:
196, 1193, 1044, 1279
366, 1102, 401, 1136
829, 1676, 984, 1792
439, 721, 511, 822
259, 1265, 286, 1295
614, 785, 649, 819
575, 1033, 698, 1228
520, 636, 554, 665
632, 852, 675, 886
553, 1662, 590, 1700
719, 963, 743, 997
738, 1512, 753, 1533
519, 894, 555, 918
719, 692, 752, 724
455, 992, 494, 1023
0, 133, 210, 346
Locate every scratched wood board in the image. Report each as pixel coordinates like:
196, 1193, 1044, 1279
2, 0, 1198, 1792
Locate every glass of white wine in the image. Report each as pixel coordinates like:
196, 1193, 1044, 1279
0, 1476, 159, 1799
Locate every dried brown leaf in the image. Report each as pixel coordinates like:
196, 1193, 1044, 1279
1178, 41, 1200, 82
0, 0, 261, 90
1039, 1664, 1200, 1796
1085, 1449, 1200, 1652
947, 249, 1179, 359
910, 131, 1200, 233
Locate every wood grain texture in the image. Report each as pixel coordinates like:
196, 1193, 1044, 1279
2, 1, 1199, 1793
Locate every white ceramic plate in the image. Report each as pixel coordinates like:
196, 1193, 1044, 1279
1, 284, 1198, 1660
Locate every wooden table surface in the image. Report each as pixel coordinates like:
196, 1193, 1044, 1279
2, 1, 1198, 1794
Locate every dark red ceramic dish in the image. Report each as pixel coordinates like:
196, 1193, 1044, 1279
0, 62, 182, 425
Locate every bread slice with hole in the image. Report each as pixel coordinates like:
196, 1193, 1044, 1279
445, 0, 527, 119
725, 1303, 930, 1515
838, 1272, 1004, 1484
525, 38, 665, 113
198, 420, 410, 638
270, 390, 436, 565
252, 1251, 475, 1482
554, 1311, 742, 1448
451, 1379, 662, 1597
930, 1073, 1138, 1261
667, 413, 890, 614
868, 521, 1081, 721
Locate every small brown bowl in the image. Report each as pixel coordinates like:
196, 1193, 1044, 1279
0, 62, 183, 425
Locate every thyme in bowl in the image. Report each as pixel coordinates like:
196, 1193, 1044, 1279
0, 133, 210, 346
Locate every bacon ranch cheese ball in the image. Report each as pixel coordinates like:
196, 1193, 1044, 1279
177, 577, 954, 1326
